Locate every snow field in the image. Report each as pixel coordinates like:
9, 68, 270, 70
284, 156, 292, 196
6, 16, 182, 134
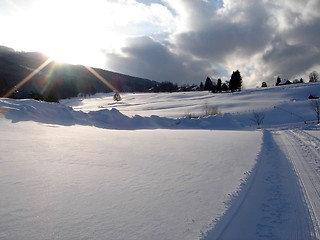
0, 119, 262, 240
61, 82, 320, 129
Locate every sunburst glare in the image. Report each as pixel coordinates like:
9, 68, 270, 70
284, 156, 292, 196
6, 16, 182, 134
3, 58, 53, 98
85, 66, 118, 93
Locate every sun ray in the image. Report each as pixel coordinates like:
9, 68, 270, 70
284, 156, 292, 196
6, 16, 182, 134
2, 55, 120, 100
40, 61, 59, 95
85, 66, 119, 93
3, 58, 53, 98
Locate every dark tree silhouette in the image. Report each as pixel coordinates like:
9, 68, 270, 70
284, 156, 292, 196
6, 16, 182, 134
229, 70, 242, 92
199, 82, 204, 90
217, 78, 222, 92
221, 83, 228, 92
276, 76, 281, 86
261, 82, 267, 87
153, 81, 178, 92
204, 77, 213, 91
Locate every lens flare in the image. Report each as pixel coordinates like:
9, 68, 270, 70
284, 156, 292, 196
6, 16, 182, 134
85, 66, 118, 93
2, 55, 119, 99
0, 109, 8, 114
40, 61, 59, 95
3, 58, 53, 98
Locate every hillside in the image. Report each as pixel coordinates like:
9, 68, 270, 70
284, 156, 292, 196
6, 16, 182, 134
2, 81, 318, 129
0, 46, 158, 100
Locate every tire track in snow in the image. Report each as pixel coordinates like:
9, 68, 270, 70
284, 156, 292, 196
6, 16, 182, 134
203, 130, 315, 240
280, 129, 320, 239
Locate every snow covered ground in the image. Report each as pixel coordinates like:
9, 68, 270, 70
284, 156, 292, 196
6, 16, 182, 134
1, 83, 320, 239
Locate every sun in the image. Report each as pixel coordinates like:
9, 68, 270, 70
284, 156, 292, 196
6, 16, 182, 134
4, 0, 156, 69
12, 0, 108, 68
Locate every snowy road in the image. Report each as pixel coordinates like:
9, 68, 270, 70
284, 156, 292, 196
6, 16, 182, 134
204, 130, 320, 240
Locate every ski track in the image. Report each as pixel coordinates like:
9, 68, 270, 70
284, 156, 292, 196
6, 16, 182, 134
280, 129, 320, 239
204, 130, 318, 240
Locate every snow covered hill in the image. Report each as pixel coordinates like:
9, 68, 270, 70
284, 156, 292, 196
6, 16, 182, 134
0, 83, 320, 240
1, 82, 320, 130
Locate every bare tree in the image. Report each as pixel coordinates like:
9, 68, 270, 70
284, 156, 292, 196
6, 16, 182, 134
251, 112, 265, 128
309, 71, 319, 82
202, 102, 220, 116
310, 99, 320, 124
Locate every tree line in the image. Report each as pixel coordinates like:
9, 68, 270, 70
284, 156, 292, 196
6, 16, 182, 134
261, 70, 319, 88
152, 70, 243, 93
199, 70, 242, 93
153, 69, 320, 94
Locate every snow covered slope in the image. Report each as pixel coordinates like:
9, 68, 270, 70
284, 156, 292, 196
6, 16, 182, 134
64, 82, 320, 128
1, 82, 320, 130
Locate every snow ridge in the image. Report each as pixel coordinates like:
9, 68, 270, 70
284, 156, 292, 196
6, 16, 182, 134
0, 98, 241, 130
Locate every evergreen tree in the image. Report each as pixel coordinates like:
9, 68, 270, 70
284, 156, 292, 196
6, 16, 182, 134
229, 70, 242, 92
199, 82, 204, 90
261, 82, 267, 87
217, 78, 222, 92
221, 83, 228, 92
211, 84, 217, 93
204, 77, 213, 91
276, 76, 281, 86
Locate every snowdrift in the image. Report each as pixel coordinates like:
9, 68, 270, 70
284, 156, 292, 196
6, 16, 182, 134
0, 98, 241, 130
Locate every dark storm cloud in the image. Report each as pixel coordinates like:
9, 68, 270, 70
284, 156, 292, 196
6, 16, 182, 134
105, 36, 213, 84
284, 17, 320, 49
174, 18, 272, 62
173, 1, 274, 61
263, 38, 320, 80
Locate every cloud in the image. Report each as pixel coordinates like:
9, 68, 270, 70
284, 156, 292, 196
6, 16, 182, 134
103, 0, 320, 87
1, 0, 319, 87
105, 36, 214, 84
263, 38, 320, 80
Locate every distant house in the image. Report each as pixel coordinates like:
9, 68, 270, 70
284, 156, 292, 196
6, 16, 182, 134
277, 79, 292, 86
308, 94, 319, 99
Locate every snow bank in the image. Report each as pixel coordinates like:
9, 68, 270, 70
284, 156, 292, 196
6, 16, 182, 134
0, 98, 241, 130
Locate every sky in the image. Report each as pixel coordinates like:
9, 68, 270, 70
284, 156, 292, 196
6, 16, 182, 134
0, 0, 319, 88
